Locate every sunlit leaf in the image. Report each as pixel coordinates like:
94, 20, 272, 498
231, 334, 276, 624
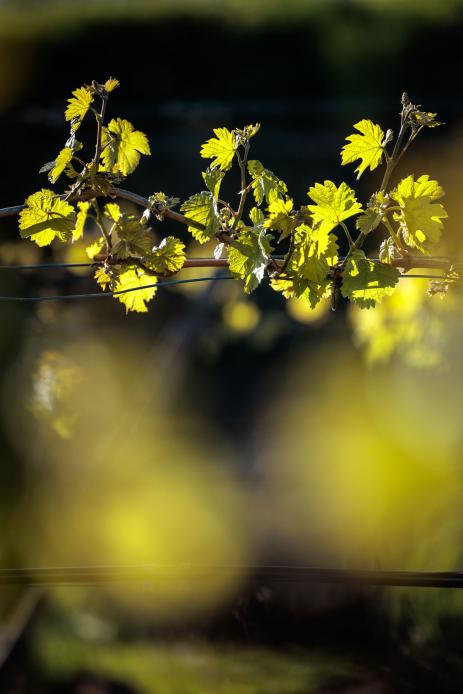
271, 223, 338, 308
180, 192, 220, 243
202, 167, 225, 199
65, 86, 93, 131
114, 267, 157, 313
307, 180, 362, 233
247, 160, 287, 206
48, 148, 73, 184
104, 202, 121, 222
19, 189, 76, 247
86, 238, 105, 259
200, 127, 236, 172
264, 188, 294, 240
73, 201, 90, 241
341, 119, 385, 179
391, 175, 447, 251
342, 250, 400, 308
228, 228, 273, 293
100, 118, 151, 176
104, 77, 120, 93
145, 236, 186, 274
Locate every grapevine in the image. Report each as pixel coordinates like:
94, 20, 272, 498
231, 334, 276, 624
0, 79, 456, 313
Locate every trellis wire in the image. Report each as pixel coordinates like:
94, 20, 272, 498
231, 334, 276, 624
0, 276, 236, 302
0, 564, 463, 588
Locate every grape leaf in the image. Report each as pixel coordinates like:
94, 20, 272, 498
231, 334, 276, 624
104, 202, 121, 222
73, 201, 90, 241
112, 216, 153, 259
114, 267, 157, 313
48, 148, 73, 184
341, 119, 385, 179
356, 208, 382, 234
104, 77, 120, 93
180, 192, 220, 243
264, 188, 295, 240
341, 250, 399, 308
391, 175, 447, 251
19, 190, 76, 247
271, 223, 338, 308
202, 167, 225, 199
86, 238, 105, 259
247, 160, 287, 206
250, 207, 265, 225
145, 236, 186, 274
65, 86, 93, 131
200, 128, 236, 172
228, 228, 273, 293
307, 180, 362, 233
95, 265, 157, 313
100, 118, 151, 176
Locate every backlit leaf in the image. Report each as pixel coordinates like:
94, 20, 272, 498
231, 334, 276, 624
341, 119, 385, 179
19, 189, 76, 247
307, 180, 362, 233
100, 118, 151, 176
228, 228, 273, 293
341, 250, 399, 308
247, 160, 287, 206
200, 128, 236, 172
264, 188, 295, 240
49, 148, 73, 184
65, 86, 93, 131
114, 267, 157, 313
73, 201, 90, 241
145, 236, 186, 274
391, 175, 447, 251
180, 192, 220, 243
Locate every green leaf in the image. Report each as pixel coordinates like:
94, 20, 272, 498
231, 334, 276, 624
73, 201, 90, 241
112, 215, 153, 259
180, 192, 220, 243
65, 86, 93, 131
250, 207, 265, 226
391, 175, 447, 251
341, 119, 385, 179
228, 228, 273, 293
307, 180, 362, 233
104, 77, 120, 93
104, 202, 121, 222
86, 238, 105, 259
356, 208, 382, 234
48, 148, 73, 184
200, 128, 236, 172
341, 250, 399, 308
19, 189, 76, 247
271, 223, 338, 308
202, 167, 225, 199
114, 267, 157, 313
95, 265, 157, 313
264, 188, 295, 240
247, 160, 287, 206
100, 118, 151, 176
145, 236, 186, 274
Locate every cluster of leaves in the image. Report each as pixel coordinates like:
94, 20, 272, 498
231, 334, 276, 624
17, 82, 454, 313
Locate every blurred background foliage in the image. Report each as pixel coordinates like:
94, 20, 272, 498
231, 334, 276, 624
2, 0, 463, 692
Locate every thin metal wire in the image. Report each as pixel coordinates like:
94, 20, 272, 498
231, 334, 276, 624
0, 276, 235, 302
0, 564, 463, 588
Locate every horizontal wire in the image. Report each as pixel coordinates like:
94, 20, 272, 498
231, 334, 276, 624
0, 564, 463, 588
0, 276, 235, 303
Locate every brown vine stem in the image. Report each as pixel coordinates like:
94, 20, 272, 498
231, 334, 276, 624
0, 189, 457, 273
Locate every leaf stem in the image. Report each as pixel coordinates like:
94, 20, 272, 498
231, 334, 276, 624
340, 221, 354, 248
